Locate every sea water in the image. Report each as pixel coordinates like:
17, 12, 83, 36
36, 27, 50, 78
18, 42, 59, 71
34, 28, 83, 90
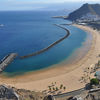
0, 11, 87, 76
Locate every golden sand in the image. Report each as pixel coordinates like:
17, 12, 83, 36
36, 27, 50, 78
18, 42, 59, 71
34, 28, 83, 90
0, 25, 100, 93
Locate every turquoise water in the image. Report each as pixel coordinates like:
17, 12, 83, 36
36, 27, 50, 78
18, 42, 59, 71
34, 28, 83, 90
0, 11, 87, 76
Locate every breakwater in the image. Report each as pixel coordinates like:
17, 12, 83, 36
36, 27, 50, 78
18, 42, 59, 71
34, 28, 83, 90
20, 24, 70, 59
0, 53, 17, 72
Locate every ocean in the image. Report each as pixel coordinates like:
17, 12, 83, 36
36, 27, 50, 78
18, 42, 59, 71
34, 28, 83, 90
0, 11, 87, 76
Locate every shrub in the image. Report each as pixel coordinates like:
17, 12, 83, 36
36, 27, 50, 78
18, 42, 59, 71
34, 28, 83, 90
90, 78, 99, 85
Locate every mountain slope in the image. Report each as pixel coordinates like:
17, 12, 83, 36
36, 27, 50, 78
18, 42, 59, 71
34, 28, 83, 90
67, 3, 100, 21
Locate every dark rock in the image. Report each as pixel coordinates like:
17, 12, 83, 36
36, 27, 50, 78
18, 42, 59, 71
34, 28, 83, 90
0, 85, 18, 100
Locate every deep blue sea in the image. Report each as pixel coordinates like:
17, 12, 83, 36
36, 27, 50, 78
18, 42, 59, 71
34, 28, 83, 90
0, 11, 87, 76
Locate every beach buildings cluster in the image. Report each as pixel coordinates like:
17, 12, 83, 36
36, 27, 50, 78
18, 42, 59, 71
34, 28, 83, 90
76, 13, 100, 23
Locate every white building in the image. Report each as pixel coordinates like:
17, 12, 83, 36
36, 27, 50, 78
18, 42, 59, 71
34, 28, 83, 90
76, 13, 100, 22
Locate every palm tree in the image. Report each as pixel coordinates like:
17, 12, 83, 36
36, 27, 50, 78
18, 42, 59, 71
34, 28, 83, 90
63, 86, 66, 91
60, 84, 63, 89
53, 87, 55, 91
56, 87, 58, 91
48, 87, 51, 91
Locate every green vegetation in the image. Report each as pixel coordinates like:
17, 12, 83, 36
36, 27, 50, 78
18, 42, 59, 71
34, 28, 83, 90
60, 84, 63, 89
56, 87, 58, 91
48, 86, 51, 91
63, 87, 66, 91
47, 82, 66, 95
90, 78, 99, 85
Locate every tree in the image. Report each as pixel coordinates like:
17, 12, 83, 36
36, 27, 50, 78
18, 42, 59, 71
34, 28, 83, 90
60, 84, 63, 89
53, 87, 55, 91
55, 87, 58, 91
63, 86, 66, 91
90, 78, 99, 85
48, 86, 51, 91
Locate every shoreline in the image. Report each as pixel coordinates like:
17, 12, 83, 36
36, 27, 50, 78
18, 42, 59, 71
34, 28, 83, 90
0, 25, 100, 93
2, 24, 92, 78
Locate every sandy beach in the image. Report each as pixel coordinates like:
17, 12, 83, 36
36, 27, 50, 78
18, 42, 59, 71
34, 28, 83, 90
0, 24, 100, 93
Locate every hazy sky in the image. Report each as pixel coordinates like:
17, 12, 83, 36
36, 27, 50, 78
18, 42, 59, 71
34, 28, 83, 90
0, 0, 100, 11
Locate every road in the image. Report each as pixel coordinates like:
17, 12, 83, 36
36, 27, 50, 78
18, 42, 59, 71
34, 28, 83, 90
54, 88, 85, 100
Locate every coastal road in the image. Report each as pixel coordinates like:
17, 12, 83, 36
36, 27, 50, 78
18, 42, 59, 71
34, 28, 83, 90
54, 88, 85, 100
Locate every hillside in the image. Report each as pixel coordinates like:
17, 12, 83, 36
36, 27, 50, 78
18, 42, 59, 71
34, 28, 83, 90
67, 3, 100, 21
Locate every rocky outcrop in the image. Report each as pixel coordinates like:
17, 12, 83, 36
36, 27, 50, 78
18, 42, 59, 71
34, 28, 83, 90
0, 85, 46, 100
43, 95, 55, 100
0, 85, 19, 100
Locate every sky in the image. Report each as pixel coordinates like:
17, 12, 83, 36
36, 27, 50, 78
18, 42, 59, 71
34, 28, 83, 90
0, 0, 100, 11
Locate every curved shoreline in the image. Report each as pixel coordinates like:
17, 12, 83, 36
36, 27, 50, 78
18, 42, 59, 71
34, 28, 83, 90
20, 24, 70, 59
0, 25, 100, 94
